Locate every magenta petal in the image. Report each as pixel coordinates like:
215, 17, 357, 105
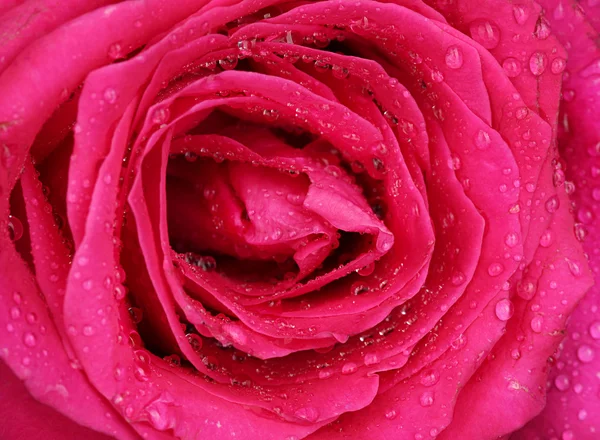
0, 360, 115, 440
514, 1, 600, 438
442, 189, 593, 439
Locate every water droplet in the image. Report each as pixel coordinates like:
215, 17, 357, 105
104, 88, 117, 104
164, 354, 181, 367
495, 299, 514, 321
384, 409, 397, 420
577, 344, 594, 363
351, 282, 369, 296
364, 353, 380, 366
357, 262, 375, 277
133, 350, 151, 382
318, 369, 332, 379
488, 263, 504, 277
7, 216, 23, 241
475, 129, 492, 149
128, 307, 143, 324
23, 332, 37, 347
219, 55, 238, 70
578, 409, 588, 421
517, 280, 535, 300
184, 253, 216, 271
294, 406, 319, 422
511, 348, 521, 359
186, 333, 203, 352
237, 40, 253, 57
184, 151, 197, 162
574, 223, 586, 242
534, 18, 551, 39
515, 107, 529, 120
445, 45, 464, 69
419, 391, 434, 407
554, 374, 570, 391
553, 2, 565, 19
152, 107, 170, 125
431, 70, 444, 82
114, 365, 125, 381
262, 108, 279, 122
114, 284, 127, 300
551, 58, 566, 74
545, 195, 560, 213
451, 333, 467, 350
577, 207, 594, 224
530, 316, 543, 333
203, 186, 216, 200
513, 6, 530, 24
589, 321, 600, 340
420, 369, 440, 387
10, 306, 20, 320
107, 42, 123, 60
539, 230, 554, 247
502, 58, 522, 77
83, 325, 95, 336
332, 65, 350, 79
505, 233, 519, 248
451, 271, 466, 286
341, 362, 358, 375
529, 52, 548, 76
562, 430, 574, 440
566, 258, 583, 276
469, 20, 500, 49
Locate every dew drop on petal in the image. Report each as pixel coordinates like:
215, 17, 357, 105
577, 344, 594, 363
488, 263, 504, 277
419, 391, 434, 407
450, 270, 466, 286
152, 107, 170, 125
341, 362, 358, 375
430, 70, 444, 83
475, 129, 492, 149
589, 321, 600, 340
7, 216, 23, 241
502, 58, 522, 78
530, 316, 543, 333
551, 57, 566, 74
385, 409, 397, 420
104, 88, 117, 104
107, 42, 123, 60
364, 353, 380, 366
294, 407, 319, 422
539, 230, 554, 247
445, 45, 464, 69
505, 233, 519, 248
529, 52, 548, 76
495, 299, 514, 321
420, 369, 440, 387
23, 332, 37, 347
554, 374, 570, 391
545, 195, 560, 213
513, 5, 530, 24
469, 20, 500, 49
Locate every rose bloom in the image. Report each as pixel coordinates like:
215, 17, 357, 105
0, 0, 598, 439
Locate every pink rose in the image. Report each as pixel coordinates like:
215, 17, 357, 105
0, 1, 596, 439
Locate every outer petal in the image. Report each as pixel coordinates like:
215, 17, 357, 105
0, 361, 113, 440
515, 1, 600, 438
